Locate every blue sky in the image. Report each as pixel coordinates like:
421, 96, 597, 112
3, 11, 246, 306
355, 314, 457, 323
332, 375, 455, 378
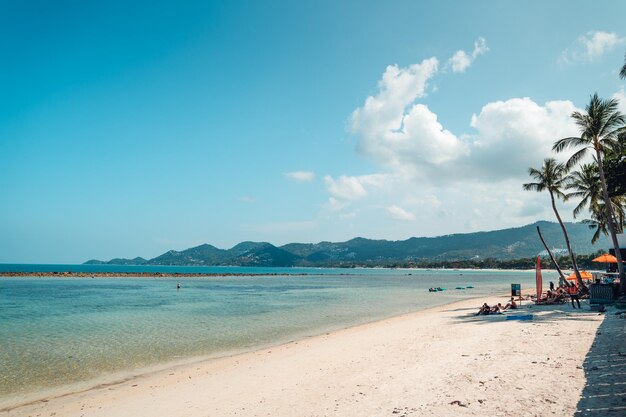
1, 0, 626, 263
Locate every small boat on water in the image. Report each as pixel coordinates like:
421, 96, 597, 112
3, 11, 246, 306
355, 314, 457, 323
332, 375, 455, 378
428, 287, 446, 292
466, 285, 474, 289
455, 286, 465, 290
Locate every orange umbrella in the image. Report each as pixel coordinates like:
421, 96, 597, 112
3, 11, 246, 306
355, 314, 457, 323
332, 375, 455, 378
592, 254, 618, 263
566, 271, 593, 281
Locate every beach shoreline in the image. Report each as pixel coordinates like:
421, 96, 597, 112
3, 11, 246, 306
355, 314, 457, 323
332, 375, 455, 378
1, 294, 606, 417
0, 267, 551, 278
1, 293, 511, 411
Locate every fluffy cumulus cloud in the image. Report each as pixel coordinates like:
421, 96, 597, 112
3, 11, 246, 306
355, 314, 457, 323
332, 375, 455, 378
560, 31, 625, 63
285, 171, 315, 182
466, 98, 579, 178
349, 56, 579, 185
320, 45, 586, 235
350, 58, 468, 175
351, 57, 438, 138
446, 37, 489, 73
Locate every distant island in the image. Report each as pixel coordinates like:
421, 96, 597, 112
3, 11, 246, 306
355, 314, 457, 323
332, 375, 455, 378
85, 221, 608, 269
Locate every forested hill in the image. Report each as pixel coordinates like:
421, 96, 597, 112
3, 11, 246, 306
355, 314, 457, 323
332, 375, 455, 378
85, 221, 609, 267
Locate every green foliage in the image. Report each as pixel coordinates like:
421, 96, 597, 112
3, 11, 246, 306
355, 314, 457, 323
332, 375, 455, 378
523, 158, 568, 199
604, 138, 626, 197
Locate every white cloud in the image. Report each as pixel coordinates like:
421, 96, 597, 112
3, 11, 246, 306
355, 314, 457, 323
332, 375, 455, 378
350, 58, 468, 175
319, 50, 587, 240
386, 205, 415, 221
285, 171, 315, 182
405, 194, 442, 209
323, 197, 350, 212
466, 98, 580, 178
324, 174, 388, 201
350, 57, 438, 141
582, 31, 622, 58
324, 175, 367, 201
446, 37, 489, 73
612, 87, 626, 114
351, 59, 579, 184
560, 31, 624, 63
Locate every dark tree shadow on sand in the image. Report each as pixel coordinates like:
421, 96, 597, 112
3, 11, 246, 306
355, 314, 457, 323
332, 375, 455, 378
574, 310, 626, 416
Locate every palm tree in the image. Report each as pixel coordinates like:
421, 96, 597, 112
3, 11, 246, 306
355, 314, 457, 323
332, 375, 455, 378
566, 163, 602, 219
567, 162, 626, 242
582, 200, 625, 244
620, 53, 626, 79
523, 158, 585, 288
553, 94, 626, 294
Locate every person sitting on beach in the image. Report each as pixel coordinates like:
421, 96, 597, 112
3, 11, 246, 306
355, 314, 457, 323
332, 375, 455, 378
552, 289, 565, 303
475, 303, 491, 315
502, 298, 517, 310
539, 289, 564, 304
490, 303, 503, 314
542, 290, 562, 303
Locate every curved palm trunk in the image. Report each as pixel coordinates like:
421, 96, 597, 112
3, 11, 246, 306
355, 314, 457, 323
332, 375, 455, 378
536, 226, 567, 285
549, 191, 585, 288
595, 147, 626, 294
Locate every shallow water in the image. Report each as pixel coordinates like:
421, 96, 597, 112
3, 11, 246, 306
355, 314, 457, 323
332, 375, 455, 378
0, 269, 547, 404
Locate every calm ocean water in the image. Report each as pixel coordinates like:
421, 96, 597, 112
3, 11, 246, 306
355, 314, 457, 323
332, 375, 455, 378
0, 266, 548, 406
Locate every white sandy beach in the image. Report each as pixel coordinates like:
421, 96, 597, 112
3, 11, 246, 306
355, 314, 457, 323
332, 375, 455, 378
2, 296, 614, 417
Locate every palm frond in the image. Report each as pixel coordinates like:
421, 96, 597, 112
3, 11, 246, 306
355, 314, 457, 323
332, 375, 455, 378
591, 224, 602, 244
599, 113, 626, 141
523, 158, 568, 197
565, 148, 589, 171
522, 182, 544, 192
572, 196, 590, 218
553, 136, 588, 153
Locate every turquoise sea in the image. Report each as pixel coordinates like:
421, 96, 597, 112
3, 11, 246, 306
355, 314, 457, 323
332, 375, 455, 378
0, 266, 550, 407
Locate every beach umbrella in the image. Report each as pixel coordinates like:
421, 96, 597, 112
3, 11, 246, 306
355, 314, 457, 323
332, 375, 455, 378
591, 254, 618, 263
592, 254, 619, 272
566, 271, 593, 281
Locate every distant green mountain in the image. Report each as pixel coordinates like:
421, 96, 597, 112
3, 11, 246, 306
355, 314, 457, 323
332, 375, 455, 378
85, 257, 147, 265
148, 244, 224, 265
84, 221, 610, 267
